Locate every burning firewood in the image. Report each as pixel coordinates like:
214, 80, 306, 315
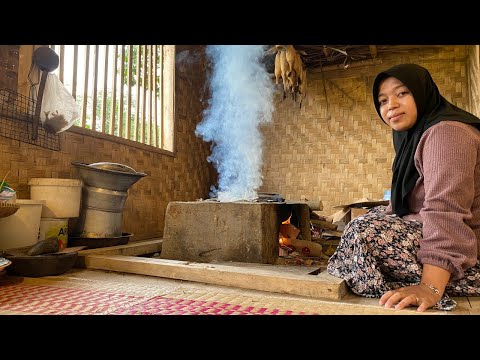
279, 221, 323, 257
281, 237, 323, 257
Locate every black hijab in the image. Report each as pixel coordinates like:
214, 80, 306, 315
372, 63, 480, 217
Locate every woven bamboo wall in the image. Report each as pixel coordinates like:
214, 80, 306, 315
260, 45, 471, 215
0, 45, 214, 241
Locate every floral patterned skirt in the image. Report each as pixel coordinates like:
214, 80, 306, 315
326, 206, 480, 311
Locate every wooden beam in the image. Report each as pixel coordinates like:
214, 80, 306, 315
18, 45, 34, 98
309, 58, 383, 75
75, 239, 163, 267
78, 239, 163, 255
80, 254, 348, 300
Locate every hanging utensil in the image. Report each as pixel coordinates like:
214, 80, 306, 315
31, 47, 59, 140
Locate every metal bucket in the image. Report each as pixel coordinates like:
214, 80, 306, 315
82, 186, 128, 212
71, 162, 146, 238
77, 208, 123, 238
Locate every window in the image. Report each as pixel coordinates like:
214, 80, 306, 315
50, 45, 175, 152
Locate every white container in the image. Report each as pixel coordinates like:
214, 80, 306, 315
28, 178, 82, 218
38, 217, 68, 250
0, 199, 44, 250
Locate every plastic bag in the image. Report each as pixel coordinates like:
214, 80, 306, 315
39, 73, 80, 134
0, 182, 16, 204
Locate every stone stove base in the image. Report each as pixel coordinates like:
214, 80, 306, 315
160, 200, 310, 264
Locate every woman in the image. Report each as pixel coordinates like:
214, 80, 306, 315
327, 63, 480, 311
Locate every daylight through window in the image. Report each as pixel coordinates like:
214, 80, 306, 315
50, 45, 175, 151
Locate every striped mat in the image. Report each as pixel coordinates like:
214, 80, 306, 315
0, 282, 310, 315
0, 270, 436, 315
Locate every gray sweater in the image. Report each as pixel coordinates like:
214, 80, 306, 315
386, 121, 480, 280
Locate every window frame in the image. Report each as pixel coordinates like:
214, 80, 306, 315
19, 45, 176, 156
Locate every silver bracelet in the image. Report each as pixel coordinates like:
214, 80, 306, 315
421, 282, 440, 295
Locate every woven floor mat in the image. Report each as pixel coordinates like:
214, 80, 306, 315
0, 282, 307, 315
0, 272, 430, 315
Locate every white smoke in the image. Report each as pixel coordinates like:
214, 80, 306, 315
195, 45, 275, 202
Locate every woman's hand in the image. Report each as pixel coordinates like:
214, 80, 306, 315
379, 284, 442, 312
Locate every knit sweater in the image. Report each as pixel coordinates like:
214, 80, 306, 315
386, 121, 480, 280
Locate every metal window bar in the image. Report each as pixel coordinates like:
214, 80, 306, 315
58, 45, 64, 83
126, 45, 133, 140
134, 45, 141, 142
91, 45, 99, 132
142, 45, 147, 144
101, 45, 109, 132
72, 45, 78, 100
148, 45, 153, 146
109, 45, 118, 136
119, 45, 125, 139
159, 45, 164, 149
153, 45, 158, 148
81, 45, 90, 128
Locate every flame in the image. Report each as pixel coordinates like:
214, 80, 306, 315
282, 214, 292, 225
279, 233, 290, 246
279, 212, 295, 250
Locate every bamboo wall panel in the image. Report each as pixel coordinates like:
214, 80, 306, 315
0, 45, 213, 241
260, 45, 470, 215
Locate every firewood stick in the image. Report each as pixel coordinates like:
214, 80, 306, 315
281, 237, 323, 257
293, 200, 323, 211
310, 218, 337, 231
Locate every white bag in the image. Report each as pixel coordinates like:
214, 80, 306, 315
39, 73, 80, 134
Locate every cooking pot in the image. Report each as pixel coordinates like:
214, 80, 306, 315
71, 161, 146, 192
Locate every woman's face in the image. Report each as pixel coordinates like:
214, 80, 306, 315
377, 76, 418, 131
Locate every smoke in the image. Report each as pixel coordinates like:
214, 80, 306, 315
195, 45, 275, 202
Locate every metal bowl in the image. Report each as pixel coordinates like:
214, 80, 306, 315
71, 162, 147, 192
68, 232, 132, 249
3, 252, 78, 277
0, 257, 12, 271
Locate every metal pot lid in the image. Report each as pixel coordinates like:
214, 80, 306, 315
88, 162, 137, 174
71, 161, 146, 176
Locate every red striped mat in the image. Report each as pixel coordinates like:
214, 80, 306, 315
0, 283, 310, 315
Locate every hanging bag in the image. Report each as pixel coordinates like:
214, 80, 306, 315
39, 73, 80, 134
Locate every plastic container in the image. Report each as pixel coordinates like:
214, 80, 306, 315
0, 185, 16, 204
0, 199, 45, 250
28, 178, 82, 218
38, 217, 68, 250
